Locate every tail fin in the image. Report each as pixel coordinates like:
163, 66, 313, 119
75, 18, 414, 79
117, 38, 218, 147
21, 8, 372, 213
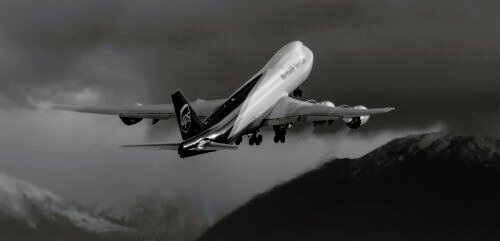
171, 90, 205, 140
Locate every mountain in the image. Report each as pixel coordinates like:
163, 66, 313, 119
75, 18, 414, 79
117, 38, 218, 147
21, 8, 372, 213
95, 191, 211, 241
197, 132, 500, 241
0, 172, 134, 241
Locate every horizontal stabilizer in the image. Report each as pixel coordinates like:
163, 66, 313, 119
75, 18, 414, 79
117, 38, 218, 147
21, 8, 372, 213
201, 142, 238, 151
122, 141, 238, 151
122, 143, 179, 150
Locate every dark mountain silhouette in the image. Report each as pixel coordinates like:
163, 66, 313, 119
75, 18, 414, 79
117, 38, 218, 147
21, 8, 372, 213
197, 132, 500, 241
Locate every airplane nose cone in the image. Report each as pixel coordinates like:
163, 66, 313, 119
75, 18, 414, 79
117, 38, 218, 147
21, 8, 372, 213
288, 41, 303, 50
303, 45, 313, 59
289, 41, 312, 60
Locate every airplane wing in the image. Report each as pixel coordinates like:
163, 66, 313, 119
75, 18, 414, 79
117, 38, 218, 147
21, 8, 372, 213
122, 141, 237, 151
262, 96, 395, 126
52, 99, 224, 120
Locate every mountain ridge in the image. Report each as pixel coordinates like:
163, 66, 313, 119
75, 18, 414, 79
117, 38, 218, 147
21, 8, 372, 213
197, 132, 500, 241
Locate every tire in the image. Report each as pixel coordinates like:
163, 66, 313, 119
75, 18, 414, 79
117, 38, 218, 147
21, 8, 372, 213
258, 135, 263, 143
273, 136, 278, 143
249, 138, 254, 145
280, 128, 286, 136
280, 135, 285, 143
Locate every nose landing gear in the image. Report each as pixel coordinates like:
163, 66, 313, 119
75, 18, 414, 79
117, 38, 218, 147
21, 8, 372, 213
273, 135, 285, 143
235, 136, 242, 145
293, 87, 303, 98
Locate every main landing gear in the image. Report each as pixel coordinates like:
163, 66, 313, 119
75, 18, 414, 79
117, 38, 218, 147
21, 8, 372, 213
234, 131, 262, 146
235, 125, 289, 146
249, 131, 263, 146
273, 125, 287, 143
235, 136, 242, 145
293, 87, 303, 98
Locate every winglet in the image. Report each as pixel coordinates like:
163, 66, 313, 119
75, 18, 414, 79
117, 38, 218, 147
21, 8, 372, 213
382, 107, 396, 112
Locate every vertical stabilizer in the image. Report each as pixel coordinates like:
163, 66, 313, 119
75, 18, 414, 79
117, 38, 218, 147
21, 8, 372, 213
171, 91, 205, 140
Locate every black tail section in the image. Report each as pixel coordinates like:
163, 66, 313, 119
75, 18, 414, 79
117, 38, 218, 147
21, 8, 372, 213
171, 90, 205, 140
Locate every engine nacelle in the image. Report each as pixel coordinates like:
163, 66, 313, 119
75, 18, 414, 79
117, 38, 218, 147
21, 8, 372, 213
343, 105, 370, 129
319, 101, 335, 108
120, 116, 143, 126
119, 103, 144, 126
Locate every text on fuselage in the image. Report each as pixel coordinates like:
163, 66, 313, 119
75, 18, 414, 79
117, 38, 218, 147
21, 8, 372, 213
280, 57, 307, 80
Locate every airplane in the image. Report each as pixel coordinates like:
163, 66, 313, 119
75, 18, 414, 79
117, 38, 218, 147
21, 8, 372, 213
53, 41, 394, 157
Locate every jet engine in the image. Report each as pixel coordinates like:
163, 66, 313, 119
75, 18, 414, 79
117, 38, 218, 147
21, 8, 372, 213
343, 105, 369, 129
120, 116, 143, 126
118, 103, 144, 126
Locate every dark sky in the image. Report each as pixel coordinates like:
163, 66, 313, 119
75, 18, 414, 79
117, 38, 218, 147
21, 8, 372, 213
1, 0, 498, 132
0, 0, 498, 208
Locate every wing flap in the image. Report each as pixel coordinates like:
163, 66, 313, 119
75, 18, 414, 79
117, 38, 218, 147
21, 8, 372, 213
52, 104, 123, 115
263, 96, 394, 125
52, 103, 176, 119
332, 107, 395, 118
118, 113, 175, 119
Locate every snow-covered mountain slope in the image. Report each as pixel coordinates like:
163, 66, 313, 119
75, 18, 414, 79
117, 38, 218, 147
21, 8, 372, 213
96, 191, 208, 223
0, 172, 132, 233
95, 191, 210, 241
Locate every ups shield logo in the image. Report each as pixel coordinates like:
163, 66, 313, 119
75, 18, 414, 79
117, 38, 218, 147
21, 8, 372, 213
179, 104, 191, 133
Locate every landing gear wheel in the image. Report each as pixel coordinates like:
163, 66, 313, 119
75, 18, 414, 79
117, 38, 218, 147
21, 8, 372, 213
249, 131, 261, 146
235, 136, 242, 145
293, 87, 303, 98
273, 125, 288, 144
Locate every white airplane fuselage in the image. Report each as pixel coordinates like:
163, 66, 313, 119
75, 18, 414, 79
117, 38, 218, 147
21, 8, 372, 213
179, 41, 313, 156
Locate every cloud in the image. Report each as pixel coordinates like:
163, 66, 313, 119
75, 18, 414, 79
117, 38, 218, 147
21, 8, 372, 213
0, 98, 445, 213
318, 123, 446, 159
